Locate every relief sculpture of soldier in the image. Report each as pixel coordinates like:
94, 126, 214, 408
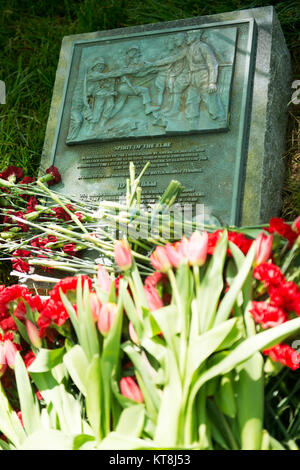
67, 58, 116, 140
153, 30, 226, 127
153, 33, 190, 117
184, 30, 225, 128
109, 46, 160, 119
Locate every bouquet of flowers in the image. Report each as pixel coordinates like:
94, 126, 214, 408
0, 214, 299, 449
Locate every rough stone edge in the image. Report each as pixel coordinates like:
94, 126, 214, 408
240, 7, 291, 225
260, 10, 291, 222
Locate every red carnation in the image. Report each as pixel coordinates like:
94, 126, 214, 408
0, 285, 31, 319
114, 275, 123, 295
207, 230, 252, 256
250, 301, 288, 328
268, 217, 298, 247
39, 299, 69, 327
63, 243, 79, 257
31, 235, 58, 249
0, 332, 14, 342
12, 259, 30, 273
263, 343, 300, 371
19, 176, 35, 185
23, 351, 36, 369
0, 291, 43, 331
49, 275, 92, 302
52, 205, 74, 221
12, 249, 31, 259
11, 210, 29, 232
207, 231, 222, 255
36, 315, 51, 338
16, 411, 23, 427
45, 235, 58, 245
0, 317, 17, 331
269, 281, 300, 315
0, 166, 24, 182
26, 196, 38, 213
228, 231, 253, 255
74, 212, 83, 221
45, 166, 61, 186
253, 262, 285, 287
3, 210, 29, 231
24, 293, 44, 313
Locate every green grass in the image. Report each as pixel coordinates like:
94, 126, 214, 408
265, 367, 300, 447
0, 0, 299, 214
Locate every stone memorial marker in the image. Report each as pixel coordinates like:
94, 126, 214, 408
40, 6, 291, 226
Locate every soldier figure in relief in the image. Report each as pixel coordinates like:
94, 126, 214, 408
153, 33, 190, 116
109, 45, 160, 118
185, 30, 225, 128
84, 58, 117, 134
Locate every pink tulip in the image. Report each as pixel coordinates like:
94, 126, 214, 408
150, 246, 171, 272
0, 343, 7, 377
187, 231, 208, 266
255, 232, 273, 265
97, 264, 112, 292
97, 302, 118, 335
144, 284, 164, 311
165, 241, 185, 268
26, 320, 42, 348
3, 340, 17, 369
120, 376, 144, 403
89, 293, 102, 322
114, 240, 132, 271
128, 322, 139, 344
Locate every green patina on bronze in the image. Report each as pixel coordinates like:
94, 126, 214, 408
40, 7, 291, 226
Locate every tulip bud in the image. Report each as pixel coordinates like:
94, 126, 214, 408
25, 320, 42, 349
3, 340, 17, 368
144, 284, 164, 311
0, 343, 7, 377
89, 293, 102, 322
97, 302, 118, 335
150, 246, 171, 273
128, 322, 139, 344
187, 231, 208, 266
97, 264, 112, 292
255, 232, 273, 266
114, 240, 132, 271
120, 376, 144, 403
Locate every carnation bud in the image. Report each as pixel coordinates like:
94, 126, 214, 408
97, 302, 118, 335
114, 240, 132, 271
120, 376, 144, 403
26, 320, 42, 348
